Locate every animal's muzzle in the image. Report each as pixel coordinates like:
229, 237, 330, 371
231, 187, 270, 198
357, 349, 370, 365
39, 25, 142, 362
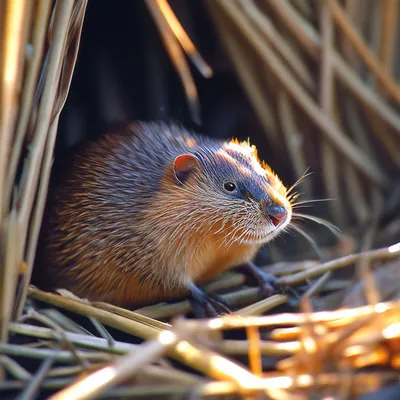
263, 204, 287, 227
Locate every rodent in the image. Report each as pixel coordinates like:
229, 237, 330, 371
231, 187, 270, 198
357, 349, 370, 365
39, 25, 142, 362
33, 121, 292, 315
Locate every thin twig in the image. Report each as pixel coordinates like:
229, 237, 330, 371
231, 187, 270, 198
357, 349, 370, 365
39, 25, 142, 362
9, 322, 136, 354
16, 357, 55, 400
15, 0, 88, 320
279, 243, 400, 286
217, 339, 299, 357
211, 0, 387, 186
155, 0, 213, 78
266, 0, 400, 132
247, 326, 262, 377
208, 5, 280, 145
328, 0, 400, 103
235, 294, 288, 316
48, 331, 179, 400
145, 0, 201, 124
28, 287, 161, 339
4, 0, 52, 211
319, 0, 346, 227
0, 355, 31, 381
379, 0, 398, 72
0, 343, 112, 363
302, 272, 332, 299
277, 93, 312, 196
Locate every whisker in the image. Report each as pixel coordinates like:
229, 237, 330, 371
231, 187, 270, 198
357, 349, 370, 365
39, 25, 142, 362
291, 204, 314, 209
275, 228, 290, 243
292, 198, 335, 206
292, 212, 341, 236
286, 174, 310, 197
281, 226, 296, 239
290, 224, 324, 260
288, 192, 304, 203
288, 192, 301, 203
286, 168, 312, 197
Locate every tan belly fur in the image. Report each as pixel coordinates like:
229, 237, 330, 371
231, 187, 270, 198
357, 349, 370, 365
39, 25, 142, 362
188, 237, 259, 284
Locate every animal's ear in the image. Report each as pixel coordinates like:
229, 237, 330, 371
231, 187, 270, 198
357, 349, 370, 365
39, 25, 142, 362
173, 154, 201, 184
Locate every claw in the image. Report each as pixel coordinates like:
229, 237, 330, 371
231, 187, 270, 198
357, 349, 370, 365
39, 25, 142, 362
188, 284, 232, 318
238, 262, 300, 307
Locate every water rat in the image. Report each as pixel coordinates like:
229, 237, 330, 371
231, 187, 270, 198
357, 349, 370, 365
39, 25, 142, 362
33, 121, 292, 316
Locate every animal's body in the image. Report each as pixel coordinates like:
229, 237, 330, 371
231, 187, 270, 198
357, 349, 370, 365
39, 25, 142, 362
33, 122, 292, 314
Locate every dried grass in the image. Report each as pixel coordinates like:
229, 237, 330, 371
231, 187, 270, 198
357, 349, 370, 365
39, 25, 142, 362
1, 0, 400, 398
0, 243, 397, 399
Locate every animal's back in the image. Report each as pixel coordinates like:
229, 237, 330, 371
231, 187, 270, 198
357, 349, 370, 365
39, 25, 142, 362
34, 122, 212, 303
33, 121, 291, 309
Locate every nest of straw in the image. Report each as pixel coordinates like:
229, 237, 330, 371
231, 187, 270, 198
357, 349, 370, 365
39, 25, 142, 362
1, 0, 400, 399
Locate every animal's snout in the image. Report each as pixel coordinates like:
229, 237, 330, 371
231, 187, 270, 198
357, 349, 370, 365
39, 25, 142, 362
264, 204, 287, 227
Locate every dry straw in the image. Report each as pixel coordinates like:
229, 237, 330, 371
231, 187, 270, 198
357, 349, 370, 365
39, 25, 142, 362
0, 0, 88, 378
1, 0, 400, 399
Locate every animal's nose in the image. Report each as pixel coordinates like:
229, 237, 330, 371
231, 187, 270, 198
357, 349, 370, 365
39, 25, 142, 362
266, 204, 287, 227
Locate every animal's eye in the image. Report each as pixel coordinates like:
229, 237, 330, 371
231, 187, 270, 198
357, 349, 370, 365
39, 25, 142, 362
223, 181, 237, 192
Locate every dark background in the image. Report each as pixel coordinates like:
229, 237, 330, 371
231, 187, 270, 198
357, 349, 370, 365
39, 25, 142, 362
52, 0, 340, 265
56, 0, 294, 187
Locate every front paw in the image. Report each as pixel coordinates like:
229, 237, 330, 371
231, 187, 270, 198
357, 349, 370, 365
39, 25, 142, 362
239, 262, 300, 307
255, 270, 280, 297
188, 284, 232, 318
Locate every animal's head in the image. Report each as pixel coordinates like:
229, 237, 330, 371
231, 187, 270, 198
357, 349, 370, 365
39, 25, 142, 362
171, 138, 292, 247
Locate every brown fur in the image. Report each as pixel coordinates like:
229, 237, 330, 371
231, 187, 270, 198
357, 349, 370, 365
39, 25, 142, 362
33, 122, 291, 307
